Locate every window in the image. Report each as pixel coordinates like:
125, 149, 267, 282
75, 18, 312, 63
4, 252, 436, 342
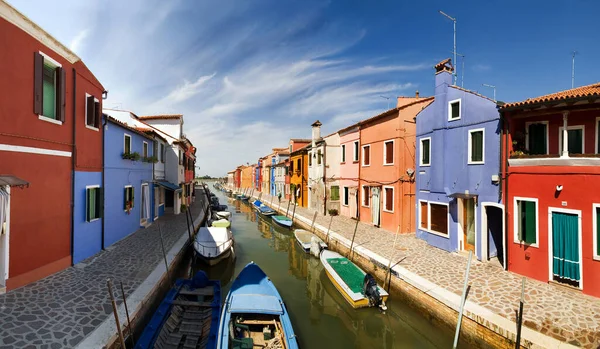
179, 150, 183, 165
85, 94, 100, 129
353, 141, 359, 161
318, 150, 322, 165
34, 52, 65, 123
559, 126, 584, 155
419, 201, 428, 229
330, 186, 340, 201
384, 140, 394, 165
362, 145, 370, 166
515, 198, 538, 245
527, 122, 548, 155
309, 152, 312, 166
341, 144, 346, 163
343, 187, 349, 206
161, 143, 166, 163
143, 142, 149, 158
124, 134, 131, 154
468, 129, 484, 164
362, 186, 370, 207
420, 138, 431, 166
153, 142, 158, 161
86, 186, 101, 222
383, 187, 394, 212
297, 159, 301, 171
289, 161, 294, 173
448, 99, 461, 121
594, 205, 600, 260
124, 186, 134, 211
289, 145, 292, 153
430, 203, 449, 235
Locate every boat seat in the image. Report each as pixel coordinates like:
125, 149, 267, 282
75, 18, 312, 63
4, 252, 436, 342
232, 337, 254, 349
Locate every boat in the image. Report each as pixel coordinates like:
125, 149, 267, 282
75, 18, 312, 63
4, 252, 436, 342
271, 215, 293, 228
194, 227, 235, 266
214, 211, 231, 220
216, 262, 299, 349
319, 249, 388, 310
251, 199, 263, 210
257, 205, 277, 216
294, 229, 327, 252
239, 195, 250, 201
211, 219, 231, 229
134, 271, 221, 349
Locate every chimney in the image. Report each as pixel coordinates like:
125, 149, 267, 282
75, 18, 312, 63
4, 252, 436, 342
435, 58, 454, 90
311, 120, 322, 148
415, 90, 420, 98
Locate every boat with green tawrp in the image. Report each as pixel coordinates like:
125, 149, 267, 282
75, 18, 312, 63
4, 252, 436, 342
272, 215, 293, 228
320, 249, 388, 310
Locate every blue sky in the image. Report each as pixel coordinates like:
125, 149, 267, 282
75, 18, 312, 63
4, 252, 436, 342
10, 0, 600, 176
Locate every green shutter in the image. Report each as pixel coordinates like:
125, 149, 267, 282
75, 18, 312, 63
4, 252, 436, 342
568, 129, 583, 154
331, 186, 340, 201
42, 64, 56, 119
131, 187, 135, 208
98, 188, 104, 219
528, 124, 547, 155
523, 201, 536, 244
422, 139, 430, 165
596, 208, 600, 256
471, 131, 483, 162
86, 189, 90, 222
124, 188, 128, 210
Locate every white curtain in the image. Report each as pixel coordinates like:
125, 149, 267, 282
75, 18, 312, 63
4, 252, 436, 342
144, 185, 151, 220
0, 187, 7, 234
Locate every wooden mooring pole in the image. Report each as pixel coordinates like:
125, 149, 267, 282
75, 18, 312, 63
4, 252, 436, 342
348, 218, 360, 261
120, 281, 135, 348
291, 197, 297, 223
187, 208, 196, 236
157, 224, 171, 283
310, 211, 318, 233
325, 215, 333, 244
453, 250, 473, 349
184, 206, 193, 243
515, 277, 526, 349
385, 226, 400, 290
107, 279, 127, 349
286, 200, 291, 217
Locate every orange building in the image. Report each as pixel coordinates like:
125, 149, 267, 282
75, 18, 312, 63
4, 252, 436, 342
358, 94, 433, 233
289, 144, 309, 207
240, 165, 254, 189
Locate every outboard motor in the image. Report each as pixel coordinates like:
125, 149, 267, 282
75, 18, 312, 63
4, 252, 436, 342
362, 273, 387, 311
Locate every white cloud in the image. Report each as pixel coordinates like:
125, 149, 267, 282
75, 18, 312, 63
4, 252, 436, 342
69, 29, 88, 54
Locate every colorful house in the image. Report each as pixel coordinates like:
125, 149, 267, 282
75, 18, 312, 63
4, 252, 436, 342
339, 125, 361, 219
103, 116, 155, 247
182, 138, 196, 206
290, 144, 309, 207
500, 82, 600, 296
234, 167, 242, 189
227, 170, 235, 188
271, 148, 289, 196
241, 165, 254, 189
307, 121, 341, 216
284, 159, 291, 199
0, 1, 105, 290
416, 59, 502, 263
255, 158, 263, 190
359, 94, 433, 233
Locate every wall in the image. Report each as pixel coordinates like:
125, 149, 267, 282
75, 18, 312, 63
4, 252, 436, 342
73, 171, 102, 264
154, 140, 166, 180
339, 128, 360, 218
140, 119, 182, 139
324, 133, 341, 213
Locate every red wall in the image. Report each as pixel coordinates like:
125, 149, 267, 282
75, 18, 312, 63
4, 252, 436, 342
74, 62, 104, 171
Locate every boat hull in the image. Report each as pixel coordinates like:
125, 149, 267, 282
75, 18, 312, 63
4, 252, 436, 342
195, 247, 234, 266
272, 216, 293, 228
294, 230, 327, 252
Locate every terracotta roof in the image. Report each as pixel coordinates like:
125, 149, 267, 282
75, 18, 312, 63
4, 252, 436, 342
290, 138, 311, 143
138, 114, 183, 120
359, 97, 434, 127
501, 82, 600, 109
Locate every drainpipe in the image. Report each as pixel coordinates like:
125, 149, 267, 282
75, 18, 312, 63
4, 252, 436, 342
502, 112, 509, 271
323, 142, 327, 216
70, 68, 77, 266
101, 116, 107, 249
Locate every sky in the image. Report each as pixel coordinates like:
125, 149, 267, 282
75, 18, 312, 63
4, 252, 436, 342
10, 0, 600, 176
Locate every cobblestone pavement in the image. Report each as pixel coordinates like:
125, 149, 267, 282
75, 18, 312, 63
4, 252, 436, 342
254, 192, 600, 348
0, 188, 208, 349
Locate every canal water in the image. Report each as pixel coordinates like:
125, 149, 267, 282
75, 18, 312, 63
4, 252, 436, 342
185, 189, 465, 349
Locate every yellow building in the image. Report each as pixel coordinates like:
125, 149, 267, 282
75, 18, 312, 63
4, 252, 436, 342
289, 145, 308, 207
240, 165, 254, 189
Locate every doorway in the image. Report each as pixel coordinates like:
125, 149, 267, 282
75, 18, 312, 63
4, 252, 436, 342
372, 187, 381, 227
154, 187, 159, 219
549, 209, 582, 288
141, 184, 150, 224
482, 204, 505, 269
0, 186, 9, 289
460, 198, 476, 252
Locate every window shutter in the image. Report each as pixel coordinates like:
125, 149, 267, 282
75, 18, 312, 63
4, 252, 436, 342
132, 187, 135, 208
124, 188, 128, 210
34, 52, 44, 114
86, 189, 90, 222
86, 96, 95, 126
98, 188, 104, 218
57, 67, 66, 122
524, 201, 536, 243
94, 101, 101, 128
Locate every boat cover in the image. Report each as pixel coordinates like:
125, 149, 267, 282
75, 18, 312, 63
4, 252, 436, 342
229, 294, 283, 314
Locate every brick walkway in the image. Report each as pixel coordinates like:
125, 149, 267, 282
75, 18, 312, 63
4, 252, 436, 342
253, 192, 600, 348
0, 188, 208, 349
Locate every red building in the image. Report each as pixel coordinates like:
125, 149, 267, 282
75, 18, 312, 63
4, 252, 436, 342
501, 83, 600, 297
234, 167, 242, 189
284, 158, 291, 199
0, 2, 105, 291
182, 138, 196, 205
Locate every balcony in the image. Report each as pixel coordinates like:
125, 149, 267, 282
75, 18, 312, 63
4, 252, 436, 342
509, 153, 600, 167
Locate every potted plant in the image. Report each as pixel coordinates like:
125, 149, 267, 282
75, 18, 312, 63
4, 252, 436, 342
125, 201, 133, 214
122, 152, 141, 161
180, 203, 187, 212
328, 208, 339, 216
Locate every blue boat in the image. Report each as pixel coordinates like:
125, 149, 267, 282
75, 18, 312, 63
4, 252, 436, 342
135, 271, 221, 349
252, 200, 276, 216
271, 215, 293, 228
216, 262, 299, 349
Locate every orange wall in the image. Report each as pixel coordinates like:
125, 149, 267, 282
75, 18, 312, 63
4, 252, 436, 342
241, 166, 253, 188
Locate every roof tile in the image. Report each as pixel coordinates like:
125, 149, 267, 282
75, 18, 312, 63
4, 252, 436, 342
501, 82, 600, 109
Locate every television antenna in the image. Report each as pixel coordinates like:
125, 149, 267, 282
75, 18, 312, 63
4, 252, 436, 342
571, 51, 578, 89
439, 10, 457, 85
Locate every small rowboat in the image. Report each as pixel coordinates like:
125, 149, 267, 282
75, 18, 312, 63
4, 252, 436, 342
320, 249, 388, 310
293, 229, 327, 252
194, 227, 235, 266
216, 262, 299, 349
134, 271, 221, 349
211, 219, 231, 229
215, 211, 231, 220
271, 215, 293, 228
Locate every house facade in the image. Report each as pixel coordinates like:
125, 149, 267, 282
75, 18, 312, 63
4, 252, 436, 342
307, 121, 341, 215
359, 95, 433, 233
500, 83, 600, 297
290, 144, 309, 207
339, 125, 361, 219
273, 161, 287, 198
241, 165, 253, 189
227, 170, 235, 188
256, 158, 263, 190
416, 59, 502, 263
0, 1, 106, 291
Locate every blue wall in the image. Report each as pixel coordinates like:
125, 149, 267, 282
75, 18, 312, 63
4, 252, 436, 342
104, 118, 154, 247
416, 69, 501, 260
270, 157, 276, 195
73, 171, 102, 264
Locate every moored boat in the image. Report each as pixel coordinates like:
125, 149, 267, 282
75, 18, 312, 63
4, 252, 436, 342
211, 219, 231, 229
319, 249, 388, 310
194, 227, 235, 266
134, 271, 221, 349
214, 211, 231, 220
294, 229, 327, 252
216, 262, 299, 349
271, 215, 293, 228
257, 205, 277, 216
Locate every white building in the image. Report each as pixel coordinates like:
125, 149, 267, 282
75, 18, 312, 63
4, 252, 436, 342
307, 120, 340, 215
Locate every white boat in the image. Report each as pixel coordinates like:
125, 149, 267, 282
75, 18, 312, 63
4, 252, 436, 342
215, 211, 231, 220
194, 227, 235, 266
294, 229, 327, 252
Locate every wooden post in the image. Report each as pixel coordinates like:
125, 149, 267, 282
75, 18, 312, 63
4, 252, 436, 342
515, 277, 526, 349
325, 215, 333, 244
453, 251, 473, 349
285, 200, 291, 218
187, 208, 196, 235
348, 218, 360, 261
185, 206, 193, 243
120, 281, 135, 348
157, 224, 171, 282
310, 211, 318, 233
385, 226, 400, 290
107, 279, 126, 349
291, 198, 297, 223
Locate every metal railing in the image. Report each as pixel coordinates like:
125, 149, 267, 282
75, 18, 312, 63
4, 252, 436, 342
194, 238, 233, 258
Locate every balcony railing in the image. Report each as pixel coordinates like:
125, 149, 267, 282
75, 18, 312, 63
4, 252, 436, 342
509, 153, 600, 166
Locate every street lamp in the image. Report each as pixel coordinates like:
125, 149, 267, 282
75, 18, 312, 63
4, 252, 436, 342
482, 84, 496, 101
439, 10, 457, 85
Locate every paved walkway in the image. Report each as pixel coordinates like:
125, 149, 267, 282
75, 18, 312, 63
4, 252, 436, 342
253, 192, 600, 348
0, 188, 208, 349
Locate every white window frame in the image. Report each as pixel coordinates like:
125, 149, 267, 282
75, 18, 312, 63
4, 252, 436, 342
383, 186, 394, 213
342, 186, 349, 206
547, 206, 583, 289
383, 140, 394, 165
513, 196, 539, 248
468, 128, 485, 165
124, 134, 132, 154
525, 121, 549, 155
353, 141, 359, 162
124, 185, 133, 212
419, 137, 431, 167
38, 51, 63, 125
558, 125, 585, 155
419, 200, 450, 238
86, 185, 101, 222
362, 145, 371, 167
85, 93, 100, 131
143, 141, 149, 158
361, 185, 370, 207
448, 98, 461, 121
592, 204, 600, 261
341, 144, 346, 163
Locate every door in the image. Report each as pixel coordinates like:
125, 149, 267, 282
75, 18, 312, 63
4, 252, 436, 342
141, 184, 150, 223
0, 186, 9, 288
485, 205, 505, 268
551, 212, 580, 287
372, 187, 381, 227
154, 187, 159, 218
462, 198, 475, 252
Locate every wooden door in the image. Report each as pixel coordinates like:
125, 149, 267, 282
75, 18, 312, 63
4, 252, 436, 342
463, 198, 475, 252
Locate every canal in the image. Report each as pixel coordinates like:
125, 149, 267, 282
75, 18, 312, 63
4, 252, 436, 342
185, 189, 466, 349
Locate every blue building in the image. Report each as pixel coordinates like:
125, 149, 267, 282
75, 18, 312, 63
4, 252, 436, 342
415, 59, 504, 265
104, 115, 155, 247
270, 155, 277, 195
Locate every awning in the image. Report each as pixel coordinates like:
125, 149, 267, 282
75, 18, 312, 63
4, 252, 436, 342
447, 192, 478, 199
0, 175, 29, 189
155, 180, 182, 192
